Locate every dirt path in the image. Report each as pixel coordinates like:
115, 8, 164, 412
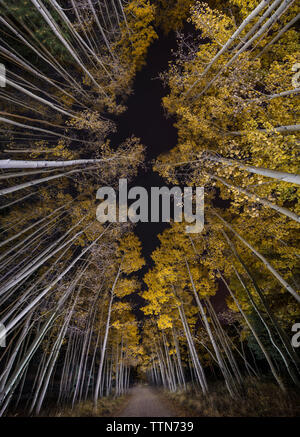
118, 385, 174, 417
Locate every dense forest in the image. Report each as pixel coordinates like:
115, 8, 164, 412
0, 0, 299, 417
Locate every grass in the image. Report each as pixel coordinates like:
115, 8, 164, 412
162, 378, 300, 417
53, 396, 128, 417
14, 395, 130, 417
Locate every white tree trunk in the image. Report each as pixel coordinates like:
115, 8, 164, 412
213, 211, 300, 302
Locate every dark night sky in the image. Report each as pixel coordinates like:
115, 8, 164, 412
109, 29, 229, 317
109, 30, 178, 266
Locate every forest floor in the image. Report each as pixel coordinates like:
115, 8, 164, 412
30, 395, 129, 417
117, 385, 175, 417
13, 380, 300, 417
162, 378, 300, 417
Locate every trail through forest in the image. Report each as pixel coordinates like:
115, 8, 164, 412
118, 385, 174, 417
